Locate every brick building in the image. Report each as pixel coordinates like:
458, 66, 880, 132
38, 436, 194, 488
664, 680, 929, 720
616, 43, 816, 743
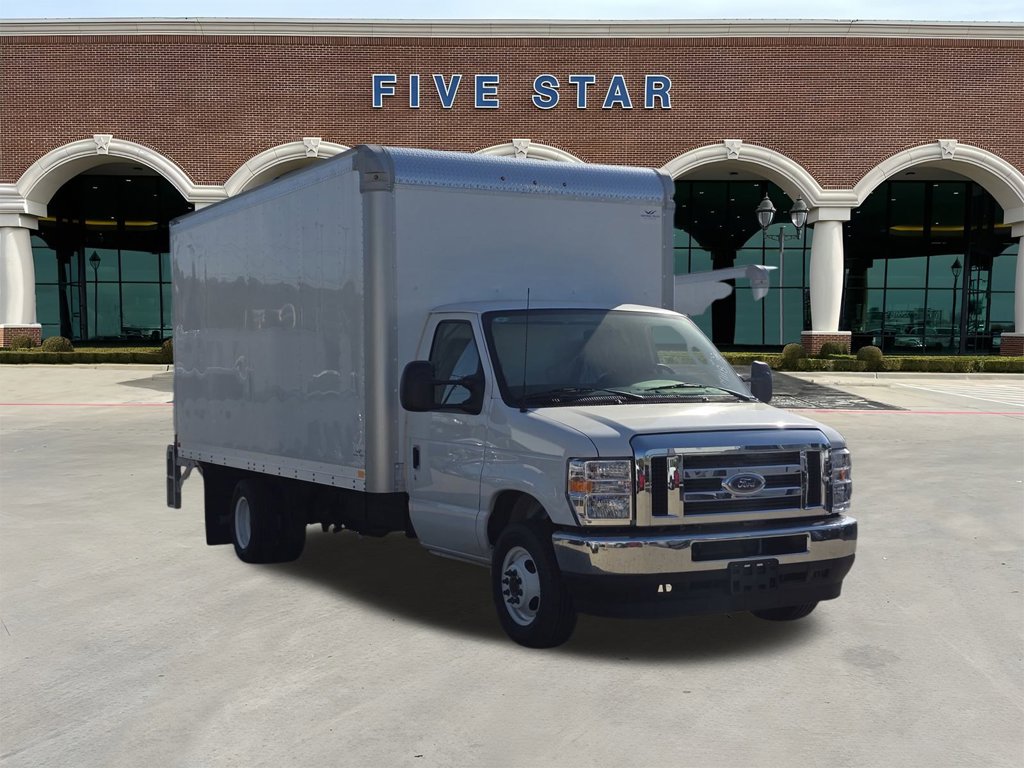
1, 18, 1022, 353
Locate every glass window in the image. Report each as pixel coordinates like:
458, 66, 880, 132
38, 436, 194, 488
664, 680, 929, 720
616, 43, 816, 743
120, 250, 160, 282
429, 321, 482, 411
121, 283, 162, 339
35, 284, 60, 328
32, 236, 58, 284
94, 282, 123, 338
888, 182, 925, 239
885, 256, 929, 289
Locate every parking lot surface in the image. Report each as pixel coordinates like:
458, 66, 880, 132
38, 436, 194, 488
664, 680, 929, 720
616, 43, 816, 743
1, 366, 1022, 768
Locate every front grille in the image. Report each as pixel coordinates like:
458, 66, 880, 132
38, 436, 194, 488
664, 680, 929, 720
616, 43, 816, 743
633, 430, 829, 526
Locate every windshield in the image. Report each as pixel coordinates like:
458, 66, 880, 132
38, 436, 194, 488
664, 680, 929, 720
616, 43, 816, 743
483, 309, 748, 406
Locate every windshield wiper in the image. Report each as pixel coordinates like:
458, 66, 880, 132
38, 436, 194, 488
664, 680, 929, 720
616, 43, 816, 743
638, 382, 757, 402
521, 386, 646, 405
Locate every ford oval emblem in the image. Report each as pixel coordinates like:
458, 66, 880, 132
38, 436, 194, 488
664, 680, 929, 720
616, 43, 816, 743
723, 472, 766, 495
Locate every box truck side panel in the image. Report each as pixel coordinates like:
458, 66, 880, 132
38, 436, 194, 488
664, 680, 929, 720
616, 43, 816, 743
172, 160, 368, 489
390, 186, 672, 370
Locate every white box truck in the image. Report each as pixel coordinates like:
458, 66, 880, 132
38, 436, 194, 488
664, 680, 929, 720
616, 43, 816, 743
167, 146, 856, 648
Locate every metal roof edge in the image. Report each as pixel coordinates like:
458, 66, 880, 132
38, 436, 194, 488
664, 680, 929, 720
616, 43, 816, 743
2, 18, 1023, 40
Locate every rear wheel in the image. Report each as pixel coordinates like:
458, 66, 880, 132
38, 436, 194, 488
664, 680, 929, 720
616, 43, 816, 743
492, 518, 576, 648
231, 478, 305, 564
752, 602, 818, 621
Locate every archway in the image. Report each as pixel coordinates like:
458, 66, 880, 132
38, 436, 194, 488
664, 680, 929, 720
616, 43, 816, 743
223, 139, 349, 196
847, 143, 1024, 354
12, 138, 205, 343
661, 142, 826, 348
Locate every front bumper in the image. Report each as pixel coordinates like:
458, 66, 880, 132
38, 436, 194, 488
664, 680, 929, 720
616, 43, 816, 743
551, 516, 857, 618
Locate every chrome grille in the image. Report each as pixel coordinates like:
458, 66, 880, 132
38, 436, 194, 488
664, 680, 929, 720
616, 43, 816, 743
633, 429, 829, 527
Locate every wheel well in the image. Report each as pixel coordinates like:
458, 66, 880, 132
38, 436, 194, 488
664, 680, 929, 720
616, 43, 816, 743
487, 491, 549, 546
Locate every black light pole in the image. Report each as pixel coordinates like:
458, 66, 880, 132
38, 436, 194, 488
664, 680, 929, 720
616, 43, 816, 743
949, 257, 962, 352
89, 251, 101, 339
756, 194, 809, 345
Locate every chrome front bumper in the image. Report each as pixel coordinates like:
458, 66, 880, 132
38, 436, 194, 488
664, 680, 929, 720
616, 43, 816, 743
552, 515, 857, 576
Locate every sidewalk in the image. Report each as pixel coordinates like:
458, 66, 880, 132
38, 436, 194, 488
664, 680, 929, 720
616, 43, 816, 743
779, 370, 1024, 386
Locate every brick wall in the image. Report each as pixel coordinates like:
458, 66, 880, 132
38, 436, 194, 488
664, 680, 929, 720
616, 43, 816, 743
0, 325, 42, 348
2, 33, 1022, 186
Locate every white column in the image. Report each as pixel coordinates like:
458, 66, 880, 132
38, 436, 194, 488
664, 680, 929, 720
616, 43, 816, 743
808, 217, 846, 332
0, 219, 38, 325
1015, 234, 1023, 331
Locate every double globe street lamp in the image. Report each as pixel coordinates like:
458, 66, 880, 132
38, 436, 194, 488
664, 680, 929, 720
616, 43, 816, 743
756, 194, 809, 345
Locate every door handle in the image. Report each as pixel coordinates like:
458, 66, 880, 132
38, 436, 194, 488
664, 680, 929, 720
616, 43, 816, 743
412, 446, 420, 470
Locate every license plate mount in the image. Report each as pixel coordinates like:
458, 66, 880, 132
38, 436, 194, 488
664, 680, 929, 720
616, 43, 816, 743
729, 559, 779, 595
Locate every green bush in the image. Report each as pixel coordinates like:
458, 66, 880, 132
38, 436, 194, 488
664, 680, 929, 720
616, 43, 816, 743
851, 346, 884, 364
832, 359, 868, 372
796, 358, 834, 371
41, 335, 75, 352
779, 343, 805, 370
8, 335, 35, 350
817, 341, 848, 358
979, 358, 1024, 373
160, 338, 173, 364
721, 352, 782, 369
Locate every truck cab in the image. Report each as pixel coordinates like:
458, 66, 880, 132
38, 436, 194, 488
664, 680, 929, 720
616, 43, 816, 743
401, 302, 856, 647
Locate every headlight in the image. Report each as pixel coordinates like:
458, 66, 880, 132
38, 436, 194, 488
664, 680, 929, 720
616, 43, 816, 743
827, 448, 852, 514
568, 459, 633, 526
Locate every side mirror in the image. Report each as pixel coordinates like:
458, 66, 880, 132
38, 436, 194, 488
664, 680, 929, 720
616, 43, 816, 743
749, 360, 773, 403
400, 361, 436, 412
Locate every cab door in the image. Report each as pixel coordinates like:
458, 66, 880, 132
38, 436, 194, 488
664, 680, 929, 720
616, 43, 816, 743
405, 316, 490, 559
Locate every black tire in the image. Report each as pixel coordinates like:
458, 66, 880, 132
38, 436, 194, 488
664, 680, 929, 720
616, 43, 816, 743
230, 478, 306, 564
492, 518, 577, 648
752, 602, 819, 621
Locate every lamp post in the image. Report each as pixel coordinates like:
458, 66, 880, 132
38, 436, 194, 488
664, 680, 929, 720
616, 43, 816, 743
756, 194, 809, 345
89, 251, 100, 339
950, 257, 962, 352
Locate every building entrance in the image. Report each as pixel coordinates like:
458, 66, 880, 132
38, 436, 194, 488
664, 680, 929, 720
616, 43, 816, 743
32, 169, 192, 343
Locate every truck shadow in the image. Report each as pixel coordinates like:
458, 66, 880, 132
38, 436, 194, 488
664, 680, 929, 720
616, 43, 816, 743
275, 530, 818, 660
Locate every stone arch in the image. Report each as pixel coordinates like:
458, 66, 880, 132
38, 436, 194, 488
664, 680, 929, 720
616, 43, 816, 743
853, 141, 1024, 230
224, 139, 350, 196
659, 140, 855, 209
15, 135, 224, 209
475, 139, 584, 163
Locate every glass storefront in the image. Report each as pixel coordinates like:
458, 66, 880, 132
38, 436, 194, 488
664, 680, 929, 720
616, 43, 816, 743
31, 171, 1018, 353
33, 172, 191, 343
673, 179, 811, 349
844, 180, 1017, 354
673, 178, 1017, 353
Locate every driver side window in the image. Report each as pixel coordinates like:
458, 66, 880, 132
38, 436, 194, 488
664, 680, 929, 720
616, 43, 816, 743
429, 321, 484, 413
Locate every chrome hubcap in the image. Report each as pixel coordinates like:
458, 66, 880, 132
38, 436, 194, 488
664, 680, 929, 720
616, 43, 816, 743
234, 496, 252, 549
501, 546, 541, 626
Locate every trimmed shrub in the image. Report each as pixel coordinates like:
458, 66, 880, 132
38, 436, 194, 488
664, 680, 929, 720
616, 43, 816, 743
9, 335, 35, 350
817, 341, 848, 358
41, 336, 75, 352
880, 358, 903, 371
979, 358, 1024, 373
856, 346, 880, 364
780, 343, 805, 370
832, 359, 868, 372
160, 338, 173, 364
796, 358, 834, 371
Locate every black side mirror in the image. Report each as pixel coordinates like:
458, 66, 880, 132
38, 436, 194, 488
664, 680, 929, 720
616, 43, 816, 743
400, 361, 482, 412
400, 361, 436, 412
750, 360, 773, 403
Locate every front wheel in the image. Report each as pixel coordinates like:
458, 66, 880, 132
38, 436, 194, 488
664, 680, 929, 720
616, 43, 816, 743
492, 520, 577, 648
752, 602, 818, 621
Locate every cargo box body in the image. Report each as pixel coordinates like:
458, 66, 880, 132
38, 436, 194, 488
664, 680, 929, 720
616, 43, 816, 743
171, 146, 675, 495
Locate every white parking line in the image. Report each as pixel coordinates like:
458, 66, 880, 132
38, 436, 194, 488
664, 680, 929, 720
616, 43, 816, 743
894, 382, 1024, 407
